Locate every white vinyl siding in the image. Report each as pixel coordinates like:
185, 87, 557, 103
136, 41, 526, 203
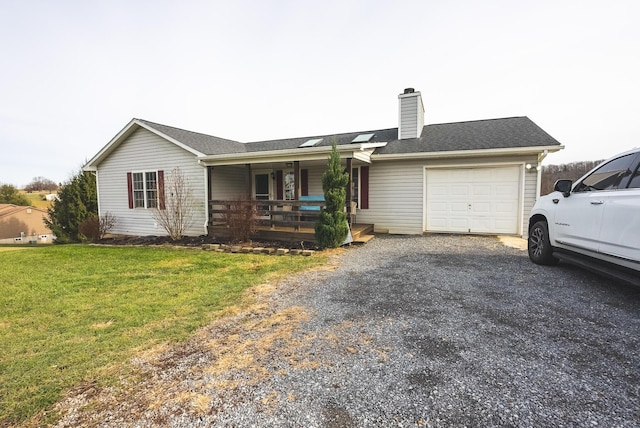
306, 167, 324, 196
398, 93, 424, 140
522, 156, 539, 235
97, 128, 206, 236
210, 166, 249, 200
356, 156, 539, 237
355, 160, 424, 234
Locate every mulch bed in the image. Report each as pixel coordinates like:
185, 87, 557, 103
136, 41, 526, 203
97, 235, 321, 250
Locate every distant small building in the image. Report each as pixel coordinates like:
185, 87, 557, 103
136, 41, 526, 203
44, 193, 59, 202
0, 204, 54, 244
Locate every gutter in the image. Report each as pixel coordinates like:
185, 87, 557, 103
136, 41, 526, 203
370, 145, 564, 161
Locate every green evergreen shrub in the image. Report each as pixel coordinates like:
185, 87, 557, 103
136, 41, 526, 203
314, 141, 349, 248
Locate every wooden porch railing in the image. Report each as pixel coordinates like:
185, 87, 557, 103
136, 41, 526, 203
209, 199, 330, 231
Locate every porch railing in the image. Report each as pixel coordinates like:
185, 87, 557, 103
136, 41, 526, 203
209, 199, 330, 231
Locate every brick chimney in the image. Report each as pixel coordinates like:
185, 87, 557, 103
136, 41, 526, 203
398, 88, 425, 139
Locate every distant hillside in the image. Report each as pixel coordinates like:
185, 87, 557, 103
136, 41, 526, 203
540, 160, 603, 195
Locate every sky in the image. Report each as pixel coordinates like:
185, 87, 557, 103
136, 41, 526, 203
1, 0, 639, 187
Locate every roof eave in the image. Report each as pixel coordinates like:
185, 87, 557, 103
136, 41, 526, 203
371, 145, 564, 161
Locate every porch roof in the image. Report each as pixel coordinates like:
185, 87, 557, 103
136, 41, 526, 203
197, 141, 387, 166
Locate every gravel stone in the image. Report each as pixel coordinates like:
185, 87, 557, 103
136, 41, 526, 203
54, 234, 640, 427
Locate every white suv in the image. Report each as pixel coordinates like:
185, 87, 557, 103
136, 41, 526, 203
528, 148, 640, 286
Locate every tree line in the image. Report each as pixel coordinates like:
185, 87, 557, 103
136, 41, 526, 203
540, 160, 603, 195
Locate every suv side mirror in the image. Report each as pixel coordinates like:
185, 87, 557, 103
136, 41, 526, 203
554, 179, 573, 197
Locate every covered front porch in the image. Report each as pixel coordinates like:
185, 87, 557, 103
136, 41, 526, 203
207, 198, 374, 244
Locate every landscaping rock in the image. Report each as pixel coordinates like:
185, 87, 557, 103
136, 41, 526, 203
276, 248, 289, 256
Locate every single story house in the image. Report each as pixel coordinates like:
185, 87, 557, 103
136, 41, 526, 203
83, 88, 562, 241
0, 204, 55, 244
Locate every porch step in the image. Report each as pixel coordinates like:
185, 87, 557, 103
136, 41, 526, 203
352, 233, 375, 244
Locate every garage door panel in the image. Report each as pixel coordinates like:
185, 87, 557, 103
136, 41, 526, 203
426, 166, 521, 234
451, 202, 469, 213
471, 202, 491, 213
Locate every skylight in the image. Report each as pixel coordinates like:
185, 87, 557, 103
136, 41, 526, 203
299, 138, 323, 148
352, 133, 374, 143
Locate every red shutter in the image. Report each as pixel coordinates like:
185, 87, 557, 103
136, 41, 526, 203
127, 172, 134, 209
276, 170, 283, 200
158, 170, 166, 210
301, 169, 309, 196
360, 166, 369, 209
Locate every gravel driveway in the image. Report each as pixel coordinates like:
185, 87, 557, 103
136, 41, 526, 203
55, 235, 640, 427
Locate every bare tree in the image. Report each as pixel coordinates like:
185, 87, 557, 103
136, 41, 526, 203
540, 160, 603, 195
25, 176, 59, 192
221, 195, 263, 243
99, 212, 117, 239
152, 167, 194, 240
78, 212, 118, 242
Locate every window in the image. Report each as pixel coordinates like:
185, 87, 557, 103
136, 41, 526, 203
129, 171, 159, 208
574, 153, 636, 192
284, 172, 295, 200
628, 163, 640, 189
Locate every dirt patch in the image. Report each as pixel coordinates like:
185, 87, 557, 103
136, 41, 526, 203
49, 261, 342, 426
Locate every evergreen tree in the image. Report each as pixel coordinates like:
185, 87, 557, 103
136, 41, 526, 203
45, 171, 97, 243
315, 141, 349, 248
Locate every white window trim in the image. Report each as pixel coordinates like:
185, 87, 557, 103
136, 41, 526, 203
351, 166, 360, 208
132, 170, 159, 209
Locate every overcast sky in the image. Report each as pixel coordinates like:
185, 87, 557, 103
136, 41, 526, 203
1, 0, 639, 187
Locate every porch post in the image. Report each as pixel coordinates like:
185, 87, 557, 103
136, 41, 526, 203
245, 164, 252, 197
293, 161, 300, 200
294, 161, 300, 230
346, 157, 352, 224
207, 166, 214, 229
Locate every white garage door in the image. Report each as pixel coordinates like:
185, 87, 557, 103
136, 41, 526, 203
425, 166, 521, 234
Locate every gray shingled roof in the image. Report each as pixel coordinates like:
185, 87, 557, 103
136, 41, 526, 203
139, 116, 560, 157
137, 119, 246, 155
378, 116, 561, 155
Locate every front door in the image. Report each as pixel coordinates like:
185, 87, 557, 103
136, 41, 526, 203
254, 173, 271, 200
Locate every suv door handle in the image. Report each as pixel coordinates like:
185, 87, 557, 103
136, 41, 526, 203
590, 200, 604, 205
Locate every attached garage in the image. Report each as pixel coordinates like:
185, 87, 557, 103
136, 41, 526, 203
425, 165, 522, 235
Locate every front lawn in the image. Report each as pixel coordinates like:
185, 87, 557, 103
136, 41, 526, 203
0, 245, 324, 426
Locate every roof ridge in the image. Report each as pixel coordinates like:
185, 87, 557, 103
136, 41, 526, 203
246, 127, 399, 145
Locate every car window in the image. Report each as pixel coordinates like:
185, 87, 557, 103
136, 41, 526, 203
628, 165, 640, 188
574, 153, 637, 192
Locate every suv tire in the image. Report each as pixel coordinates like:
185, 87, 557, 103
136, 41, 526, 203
528, 220, 559, 266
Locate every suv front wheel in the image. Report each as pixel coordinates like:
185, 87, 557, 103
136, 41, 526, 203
528, 220, 559, 266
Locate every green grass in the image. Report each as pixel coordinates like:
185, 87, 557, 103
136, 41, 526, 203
0, 245, 325, 426
19, 191, 52, 210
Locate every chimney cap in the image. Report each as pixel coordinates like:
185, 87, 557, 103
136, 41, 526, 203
403, 88, 415, 94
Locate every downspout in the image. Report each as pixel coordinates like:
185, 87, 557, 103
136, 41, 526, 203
536, 150, 548, 199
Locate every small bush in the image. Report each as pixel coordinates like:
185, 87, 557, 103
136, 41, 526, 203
78, 215, 99, 242
222, 195, 263, 243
